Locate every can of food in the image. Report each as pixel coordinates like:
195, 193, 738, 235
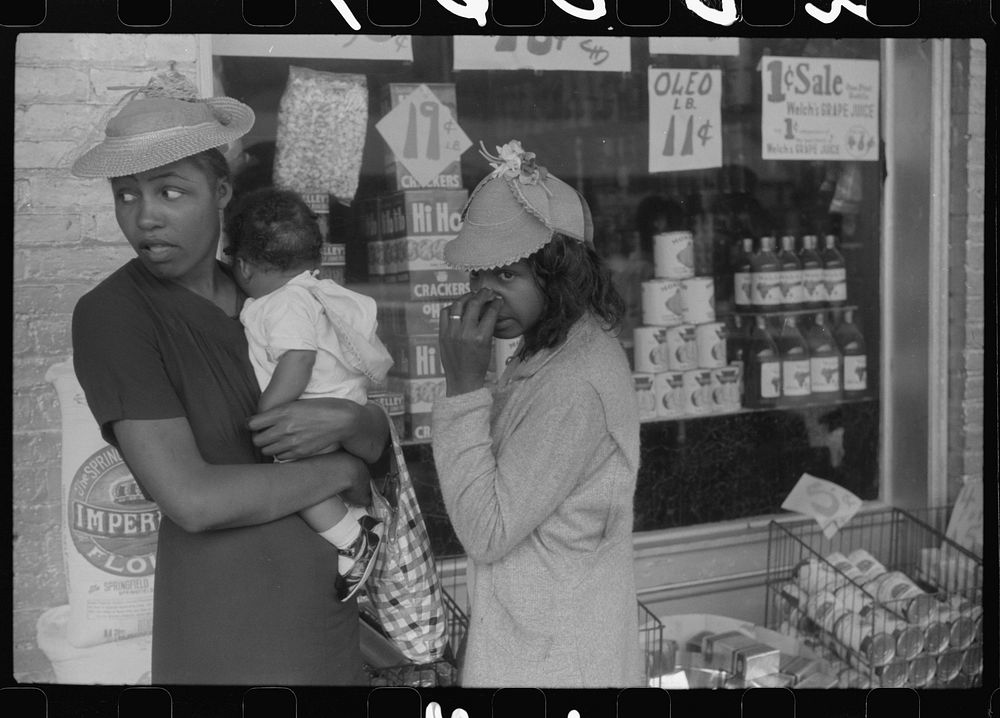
781, 606, 813, 636
680, 277, 716, 324
893, 623, 927, 662
641, 279, 685, 326
825, 551, 867, 585
858, 604, 924, 661
653, 371, 685, 418
945, 593, 984, 622
795, 557, 848, 594
935, 650, 965, 684
803, 588, 838, 621
908, 653, 938, 687
846, 548, 887, 583
834, 611, 896, 667
922, 619, 952, 655
815, 602, 853, 636
875, 659, 910, 688
777, 582, 809, 611
633, 326, 670, 373
695, 321, 727, 368
665, 324, 697, 371
632, 373, 657, 421
653, 231, 695, 280
960, 644, 982, 676
871, 571, 940, 625
682, 369, 714, 414
710, 365, 742, 412
946, 614, 977, 651
833, 581, 874, 614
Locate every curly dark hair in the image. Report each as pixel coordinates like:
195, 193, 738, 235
223, 187, 322, 272
522, 233, 626, 356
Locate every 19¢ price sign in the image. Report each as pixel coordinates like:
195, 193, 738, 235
648, 68, 722, 173
377, 84, 472, 187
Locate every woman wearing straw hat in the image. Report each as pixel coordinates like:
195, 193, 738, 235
432, 141, 644, 687
69, 71, 388, 685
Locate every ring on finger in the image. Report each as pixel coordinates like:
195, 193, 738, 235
449, 313, 462, 320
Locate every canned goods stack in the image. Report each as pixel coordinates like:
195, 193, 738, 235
633, 231, 743, 419
765, 509, 984, 689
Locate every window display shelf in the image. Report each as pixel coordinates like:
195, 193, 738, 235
637, 393, 876, 426
397, 394, 877, 446
731, 304, 860, 320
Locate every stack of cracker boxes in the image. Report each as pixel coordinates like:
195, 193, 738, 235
358, 83, 469, 442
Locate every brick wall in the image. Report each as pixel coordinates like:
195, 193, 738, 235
947, 39, 986, 503
12, 33, 202, 682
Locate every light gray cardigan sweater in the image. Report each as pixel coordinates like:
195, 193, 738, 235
431, 313, 643, 687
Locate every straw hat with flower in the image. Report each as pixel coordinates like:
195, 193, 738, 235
71, 63, 255, 179
444, 140, 594, 271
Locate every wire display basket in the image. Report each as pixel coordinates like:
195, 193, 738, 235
764, 506, 983, 688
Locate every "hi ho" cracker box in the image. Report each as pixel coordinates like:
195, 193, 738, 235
378, 299, 451, 336
378, 189, 467, 239
385, 334, 445, 378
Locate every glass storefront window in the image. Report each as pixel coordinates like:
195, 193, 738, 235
214, 36, 884, 557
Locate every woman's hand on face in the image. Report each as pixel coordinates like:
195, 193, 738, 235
248, 397, 363, 461
439, 288, 503, 397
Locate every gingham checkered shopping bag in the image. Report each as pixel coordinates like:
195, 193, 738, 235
365, 416, 448, 664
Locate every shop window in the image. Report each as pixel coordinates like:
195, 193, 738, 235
215, 36, 883, 557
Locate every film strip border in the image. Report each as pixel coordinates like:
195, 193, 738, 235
0, 0, 983, 33
2, 684, 999, 717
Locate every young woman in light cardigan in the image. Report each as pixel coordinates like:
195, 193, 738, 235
433, 141, 644, 687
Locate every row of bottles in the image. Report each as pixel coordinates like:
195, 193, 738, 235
734, 234, 846, 311
734, 309, 869, 409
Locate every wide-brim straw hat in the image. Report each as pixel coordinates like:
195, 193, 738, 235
71, 68, 254, 179
444, 140, 594, 271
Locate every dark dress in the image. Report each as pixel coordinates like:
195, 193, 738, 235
71, 258, 364, 685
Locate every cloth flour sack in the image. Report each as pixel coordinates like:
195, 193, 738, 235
45, 360, 159, 648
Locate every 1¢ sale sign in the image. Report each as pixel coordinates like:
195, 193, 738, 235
761, 56, 880, 161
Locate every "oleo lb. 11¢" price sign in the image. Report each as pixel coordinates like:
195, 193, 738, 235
761, 56, 880, 162
648, 67, 722, 173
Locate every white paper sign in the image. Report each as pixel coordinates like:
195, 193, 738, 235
648, 68, 722, 173
453, 36, 632, 72
649, 37, 739, 56
946, 478, 983, 556
211, 34, 414, 61
761, 56, 879, 161
376, 84, 473, 187
781, 473, 863, 539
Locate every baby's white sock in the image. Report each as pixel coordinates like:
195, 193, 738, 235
320, 514, 362, 574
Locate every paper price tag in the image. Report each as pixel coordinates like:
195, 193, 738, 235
781, 473, 863, 538
376, 84, 472, 187
648, 68, 723, 173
